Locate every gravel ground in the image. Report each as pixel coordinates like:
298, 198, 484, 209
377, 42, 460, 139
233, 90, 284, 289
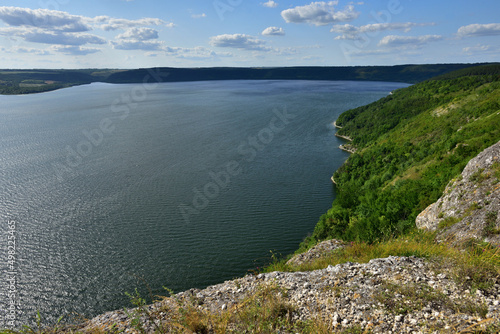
78, 255, 500, 333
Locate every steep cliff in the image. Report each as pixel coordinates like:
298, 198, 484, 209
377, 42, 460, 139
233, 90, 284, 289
416, 141, 500, 245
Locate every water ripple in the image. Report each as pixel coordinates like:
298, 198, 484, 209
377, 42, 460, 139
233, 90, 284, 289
0, 80, 410, 327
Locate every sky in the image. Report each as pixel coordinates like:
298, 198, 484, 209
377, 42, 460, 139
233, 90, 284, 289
0, 0, 499, 69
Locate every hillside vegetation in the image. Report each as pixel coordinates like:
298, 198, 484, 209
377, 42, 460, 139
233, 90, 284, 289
304, 64, 500, 246
0, 69, 121, 94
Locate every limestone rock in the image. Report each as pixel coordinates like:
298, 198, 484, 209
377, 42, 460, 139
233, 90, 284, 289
286, 239, 345, 266
416, 140, 500, 245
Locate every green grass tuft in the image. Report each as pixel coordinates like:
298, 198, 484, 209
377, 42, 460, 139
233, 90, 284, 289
438, 216, 460, 229
484, 211, 500, 236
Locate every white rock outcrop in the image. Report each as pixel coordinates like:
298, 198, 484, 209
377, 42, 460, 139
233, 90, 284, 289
416, 141, 500, 245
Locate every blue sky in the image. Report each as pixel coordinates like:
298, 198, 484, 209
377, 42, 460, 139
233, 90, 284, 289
0, 0, 499, 68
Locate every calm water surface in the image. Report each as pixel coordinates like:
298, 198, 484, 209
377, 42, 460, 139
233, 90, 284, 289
0, 80, 409, 326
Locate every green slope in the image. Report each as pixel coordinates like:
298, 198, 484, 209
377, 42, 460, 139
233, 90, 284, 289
304, 64, 500, 246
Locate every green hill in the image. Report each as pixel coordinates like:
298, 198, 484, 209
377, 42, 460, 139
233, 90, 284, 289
304, 64, 500, 246
105, 63, 494, 84
0, 69, 120, 94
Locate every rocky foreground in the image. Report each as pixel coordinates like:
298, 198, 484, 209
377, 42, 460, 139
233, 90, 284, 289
76, 242, 499, 333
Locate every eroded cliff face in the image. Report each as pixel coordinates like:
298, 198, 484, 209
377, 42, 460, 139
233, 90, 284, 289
416, 141, 500, 245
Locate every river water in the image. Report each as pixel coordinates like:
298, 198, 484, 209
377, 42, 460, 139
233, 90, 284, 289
0, 80, 409, 326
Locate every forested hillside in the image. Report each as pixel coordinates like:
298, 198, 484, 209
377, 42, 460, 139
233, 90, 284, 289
305, 64, 500, 246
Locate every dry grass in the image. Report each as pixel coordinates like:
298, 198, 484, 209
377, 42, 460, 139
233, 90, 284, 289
160, 282, 301, 334
265, 230, 500, 293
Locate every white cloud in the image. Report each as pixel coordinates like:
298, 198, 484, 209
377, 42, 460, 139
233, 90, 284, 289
111, 39, 165, 51
331, 22, 435, 40
0, 6, 188, 63
462, 44, 499, 57
330, 24, 358, 39
51, 45, 101, 55
302, 55, 321, 61
11, 46, 51, 55
173, 47, 222, 59
0, 6, 90, 32
463, 44, 491, 53
209, 34, 271, 51
274, 47, 298, 55
378, 35, 443, 47
262, 1, 278, 8
0, 26, 27, 35
116, 27, 159, 40
0, 27, 107, 46
0, 8, 172, 33
97, 17, 173, 31
26, 31, 106, 45
209, 34, 295, 55
345, 48, 392, 57
163, 46, 233, 59
281, 1, 359, 26
113, 27, 163, 51
0, 6, 170, 53
458, 23, 500, 37
177, 46, 216, 58
191, 13, 207, 19
262, 26, 285, 36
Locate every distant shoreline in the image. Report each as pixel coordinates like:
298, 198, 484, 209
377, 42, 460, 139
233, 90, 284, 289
334, 126, 355, 153
332, 119, 357, 184
338, 145, 356, 154
2, 63, 496, 95
335, 133, 352, 142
